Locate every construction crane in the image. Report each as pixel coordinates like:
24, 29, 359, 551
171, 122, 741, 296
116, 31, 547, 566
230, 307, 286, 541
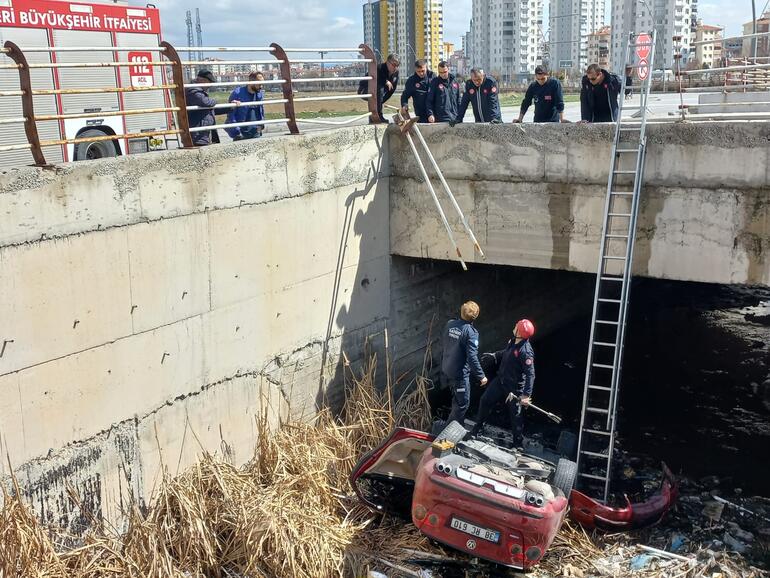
185, 10, 194, 57
195, 8, 203, 63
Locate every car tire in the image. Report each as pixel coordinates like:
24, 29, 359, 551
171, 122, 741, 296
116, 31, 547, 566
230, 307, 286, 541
73, 129, 118, 161
436, 420, 467, 444
553, 458, 578, 496
556, 431, 578, 459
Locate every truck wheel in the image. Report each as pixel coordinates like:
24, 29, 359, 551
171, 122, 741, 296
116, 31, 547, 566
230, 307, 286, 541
553, 458, 578, 496
436, 420, 467, 444
74, 129, 118, 161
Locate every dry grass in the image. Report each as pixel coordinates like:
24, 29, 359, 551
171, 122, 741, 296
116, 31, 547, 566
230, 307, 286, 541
2, 345, 766, 578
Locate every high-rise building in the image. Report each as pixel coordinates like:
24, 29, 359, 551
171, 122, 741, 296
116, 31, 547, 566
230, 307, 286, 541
587, 26, 612, 70
442, 42, 455, 62
470, 0, 543, 82
694, 21, 722, 68
363, 0, 395, 61
363, 0, 442, 69
550, 0, 605, 72
463, 21, 473, 62
610, 0, 694, 73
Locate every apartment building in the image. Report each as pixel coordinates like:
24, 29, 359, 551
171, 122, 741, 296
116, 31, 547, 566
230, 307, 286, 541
587, 25, 611, 69
694, 21, 722, 68
550, 0, 606, 72
470, 0, 543, 82
610, 0, 694, 73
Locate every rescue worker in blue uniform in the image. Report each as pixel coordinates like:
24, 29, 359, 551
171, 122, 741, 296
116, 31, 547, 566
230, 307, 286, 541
440, 301, 487, 426
470, 319, 536, 448
401, 59, 434, 123
457, 68, 502, 124
580, 63, 622, 123
426, 61, 461, 123
514, 65, 565, 123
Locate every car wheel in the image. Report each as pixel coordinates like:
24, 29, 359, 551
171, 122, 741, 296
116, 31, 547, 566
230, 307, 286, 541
553, 458, 578, 496
73, 129, 118, 161
436, 420, 467, 444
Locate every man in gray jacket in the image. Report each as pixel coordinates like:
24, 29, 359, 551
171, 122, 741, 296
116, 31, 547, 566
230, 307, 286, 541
185, 69, 219, 146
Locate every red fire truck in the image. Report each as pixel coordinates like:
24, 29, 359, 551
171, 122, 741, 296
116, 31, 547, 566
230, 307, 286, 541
0, 0, 171, 168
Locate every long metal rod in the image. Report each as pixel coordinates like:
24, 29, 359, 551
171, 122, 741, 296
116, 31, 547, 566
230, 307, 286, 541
679, 63, 770, 75
400, 113, 485, 258
0, 143, 32, 151
40, 129, 181, 147
0, 84, 176, 97
161, 41, 193, 149
0, 117, 26, 125
27, 61, 169, 68
290, 58, 372, 63
681, 84, 769, 92
4, 41, 45, 165
190, 118, 289, 132
294, 94, 371, 103
180, 60, 283, 66
690, 30, 770, 46
186, 99, 288, 111
185, 79, 286, 88
185, 46, 275, 52
5, 46, 167, 52
283, 47, 363, 52
404, 131, 468, 271
295, 113, 373, 125
291, 76, 371, 84
35, 106, 179, 122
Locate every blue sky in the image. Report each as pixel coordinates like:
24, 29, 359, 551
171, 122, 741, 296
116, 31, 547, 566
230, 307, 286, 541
150, 1, 759, 52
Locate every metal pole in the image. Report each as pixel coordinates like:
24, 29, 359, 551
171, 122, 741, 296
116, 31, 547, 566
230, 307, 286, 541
753, 0, 758, 60
4, 41, 46, 165
161, 41, 194, 148
360, 43, 382, 123
392, 107, 484, 258
271, 43, 299, 135
404, 130, 468, 270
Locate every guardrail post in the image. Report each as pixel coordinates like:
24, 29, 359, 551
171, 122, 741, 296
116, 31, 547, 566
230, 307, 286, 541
160, 41, 194, 148
271, 43, 299, 135
4, 41, 46, 166
359, 43, 381, 124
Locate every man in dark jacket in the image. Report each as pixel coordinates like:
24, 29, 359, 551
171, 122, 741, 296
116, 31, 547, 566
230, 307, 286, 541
401, 59, 434, 122
440, 301, 487, 426
426, 61, 461, 123
471, 319, 536, 448
359, 54, 399, 122
225, 71, 265, 140
457, 68, 502, 123
186, 69, 219, 146
514, 65, 565, 123
580, 63, 622, 123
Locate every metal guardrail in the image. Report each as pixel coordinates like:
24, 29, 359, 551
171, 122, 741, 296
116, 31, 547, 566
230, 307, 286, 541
0, 41, 381, 166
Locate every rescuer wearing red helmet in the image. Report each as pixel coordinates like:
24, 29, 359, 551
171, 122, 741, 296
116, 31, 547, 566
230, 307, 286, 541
470, 319, 536, 448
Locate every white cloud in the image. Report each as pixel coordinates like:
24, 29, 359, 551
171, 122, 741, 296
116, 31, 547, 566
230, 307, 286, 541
328, 17, 356, 32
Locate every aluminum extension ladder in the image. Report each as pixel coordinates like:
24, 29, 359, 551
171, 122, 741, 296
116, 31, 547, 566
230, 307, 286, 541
575, 30, 657, 503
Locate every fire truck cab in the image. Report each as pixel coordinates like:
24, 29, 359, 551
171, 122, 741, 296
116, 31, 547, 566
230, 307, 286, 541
0, 0, 171, 168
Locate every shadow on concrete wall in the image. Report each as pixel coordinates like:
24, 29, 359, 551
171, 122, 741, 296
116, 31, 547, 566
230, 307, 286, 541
317, 129, 388, 411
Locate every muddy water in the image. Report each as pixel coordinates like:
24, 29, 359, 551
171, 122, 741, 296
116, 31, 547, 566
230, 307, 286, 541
533, 280, 770, 496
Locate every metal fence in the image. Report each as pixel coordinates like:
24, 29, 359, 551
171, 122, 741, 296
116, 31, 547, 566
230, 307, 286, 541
0, 41, 379, 166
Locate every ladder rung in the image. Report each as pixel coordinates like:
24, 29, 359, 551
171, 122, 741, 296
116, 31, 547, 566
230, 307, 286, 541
589, 385, 612, 391
592, 363, 614, 370
593, 341, 617, 347
595, 320, 620, 325
616, 148, 638, 153
602, 255, 626, 261
579, 472, 608, 481
583, 428, 611, 436
601, 276, 623, 282
586, 404, 611, 413
611, 191, 634, 196
598, 298, 621, 303
581, 450, 609, 458
606, 234, 630, 238
608, 213, 632, 217
613, 170, 636, 174
619, 127, 638, 131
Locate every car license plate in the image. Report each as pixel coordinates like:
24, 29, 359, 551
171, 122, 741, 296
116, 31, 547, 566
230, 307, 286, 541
450, 517, 500, 543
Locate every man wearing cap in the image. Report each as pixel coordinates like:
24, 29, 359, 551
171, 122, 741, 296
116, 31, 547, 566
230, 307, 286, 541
514, 66, 565, 123
185, 69, 219, 146
426, 61, 461, 123
470, 319, 536, 448
457, 68, 502, 124
401, 59, 434, 123
440, 301, 488, 427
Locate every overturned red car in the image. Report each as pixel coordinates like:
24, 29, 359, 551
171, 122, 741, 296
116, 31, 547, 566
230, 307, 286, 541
350, 421, 578, 570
